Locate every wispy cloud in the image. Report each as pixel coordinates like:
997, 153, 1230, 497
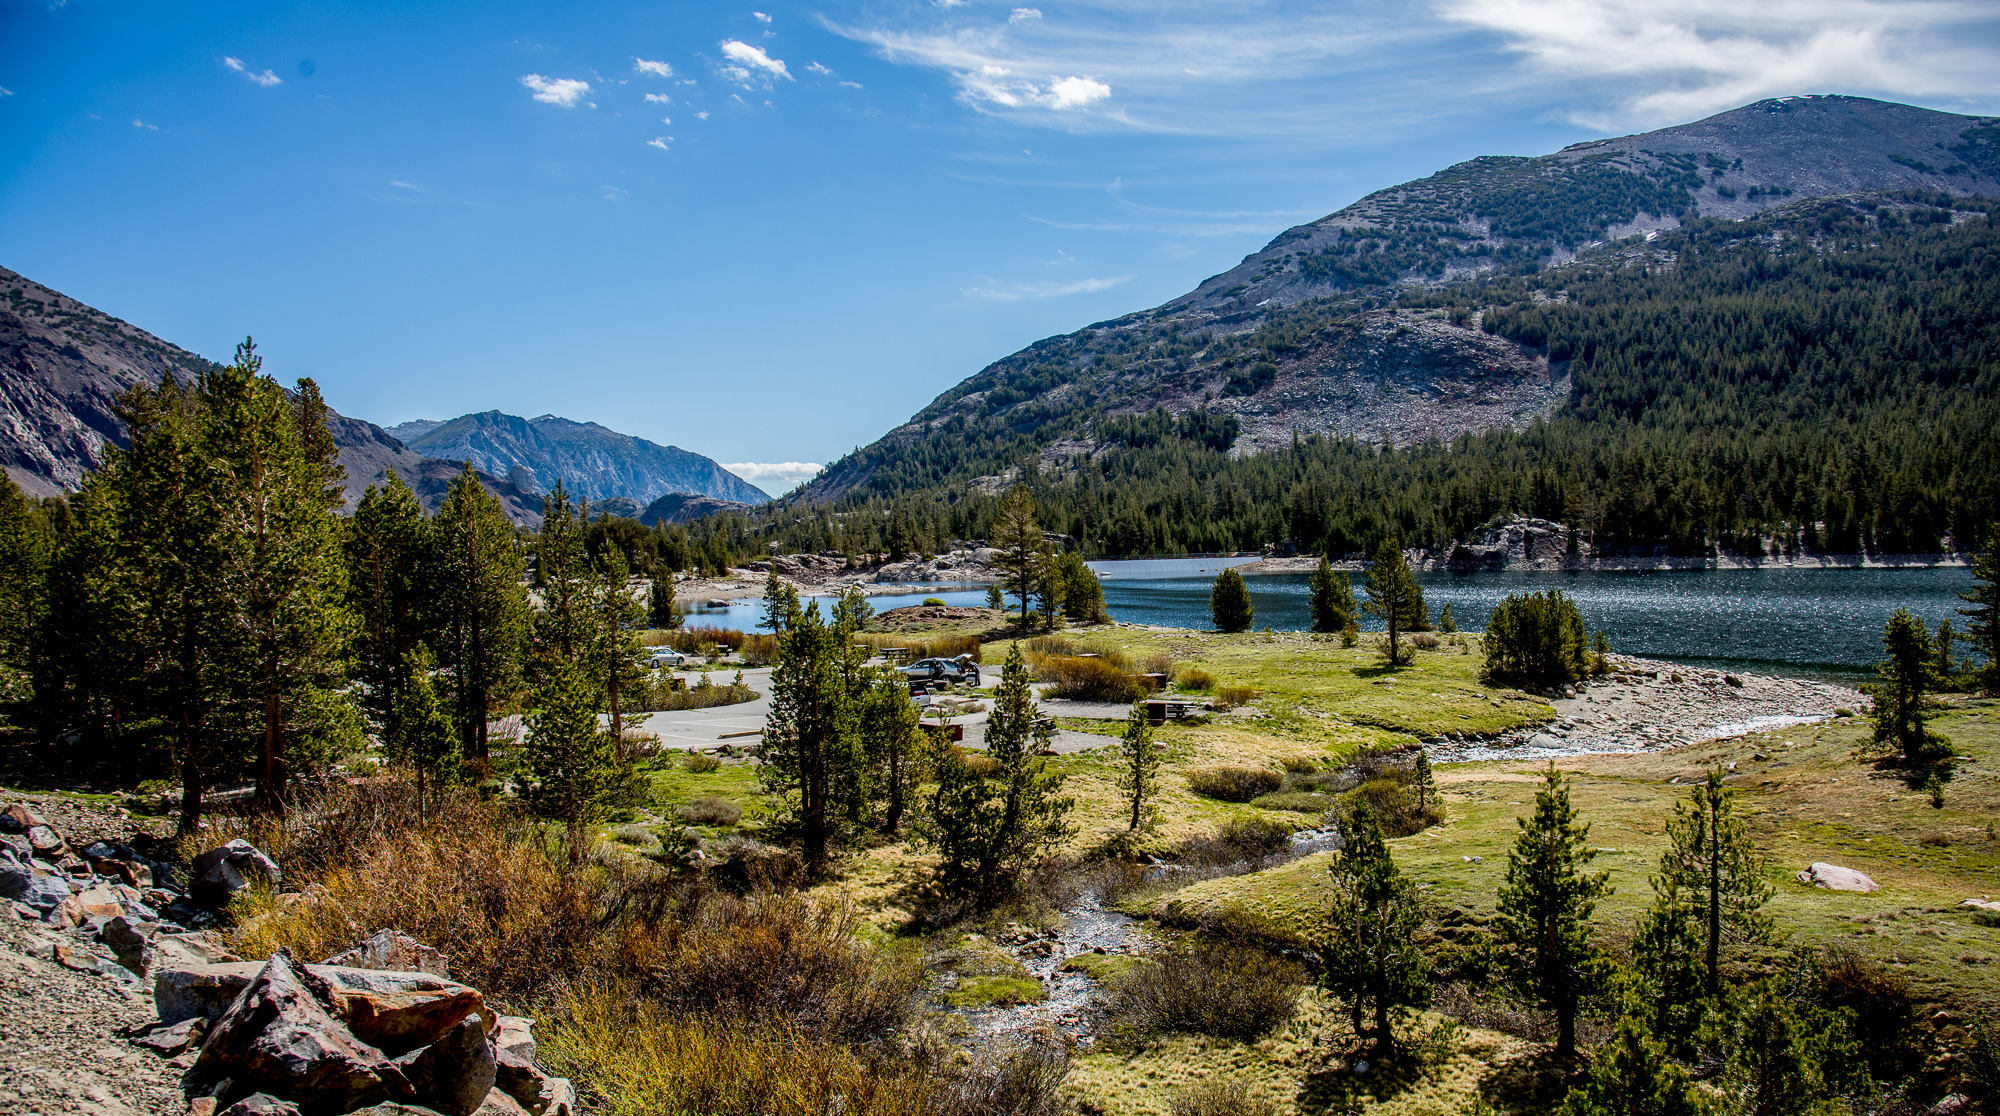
753, 11, 772, 22
132, 118, 158, 130
721, 462, 824, 495
807, 61, 833, 75
0, 86, 13, 97
719, 39, 794, 84
1010, 7, 1042, 22
520, 74, 591, 106
222, 57, 283, 87
962, 275, 1131, 301
648, 137, 671, 149
1440, 0, 2000, 128
635, 58, 674, 78
645, 92, 671, 103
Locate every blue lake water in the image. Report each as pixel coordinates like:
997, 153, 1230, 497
681, 566, 1979, 682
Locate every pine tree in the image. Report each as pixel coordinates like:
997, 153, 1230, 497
220, 359, 355, 812
521, 658, 622, 865
431, 466, 529, 761
761, 569, 800, 633
1210, 567, 1254, 633
992, 484, 1046, 625
1654, 766, 1775, 996
1959, 524, 1999, 694
1553, 1016, 1709, 1116
977, 643, 1075, 896
1117, 702, 1159, 831
1721, 981, 1867, 1116
1055, 551, 1108, 624
1484, 590, 1589, 690
534, 481, 594, 665
1363, 539, 1426, 665
1319, 805, 1432, 1055
385, 647, 459, 812
1035, 550, 1067, 630
832, 584, 874, 634
1411, 749, 1437, 816
1870, 608, 1952, 764
0, 474, 51, 711
346, 474, 431, 733
860, 670, 924, 837
985, 583, 1005, 611
1438, 603, 1457, 633
649, 572, 680, 629
1309, 557, 1352, 635
1627, 888, 1711, 1061
1496, 763, 1612, 1060
761, 601, 861, 876
593, 546, 648, 741
914, 732, 998, 903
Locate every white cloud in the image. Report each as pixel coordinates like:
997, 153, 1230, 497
839, 80, 864, 88
753, 11, 772, 22
520, 74, 591, 106
1010, 7, 1042, 22
132, 119, 158, 130
1047, 75, 1110, 108
648, 137, 671, 149
661, 115, 673, 124
0, 86, 13, 97
645, 92, 671, 102
961, 275, 1131, 301
721, 462, 824, 495
697, 110, 712, 119
222, 57, 283, 87
1437, 0, 2000, 128
635, 58, 674, 78
807, 61, 833, 74
719, 39, 793, 84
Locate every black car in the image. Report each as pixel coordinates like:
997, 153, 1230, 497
900, 657, 980, 688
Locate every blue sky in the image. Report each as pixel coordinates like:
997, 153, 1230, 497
4, 1, 1999, 496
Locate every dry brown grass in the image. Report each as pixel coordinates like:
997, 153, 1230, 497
1185, 766, 1284, 803
653, 626, 779, 664
1037, 655, 1148, 702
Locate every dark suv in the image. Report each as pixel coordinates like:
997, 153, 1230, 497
900, 657, 980, 689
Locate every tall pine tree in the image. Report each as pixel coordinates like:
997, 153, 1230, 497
346, 473, 432, 733
521, 658, 621, 865
1958, 524, 1999, 694
1364, 539, 1427, 666
1496, 763, 1612, 1060
431, 466, 528, 760
1320, 804, 1432, 1055
1653, 766, 1774, 996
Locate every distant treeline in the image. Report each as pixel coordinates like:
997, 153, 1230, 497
698, 192, 1999, 560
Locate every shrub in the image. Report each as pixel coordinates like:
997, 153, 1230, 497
939, 1042, 1070, 1116
1483, 590, 1588, 690
702, 836, 806, 894
1186, 765, 1284, 802
1252, 791, 1335, 813
1107, 940, 1307, 1041
1334, 771, 1441, 837
682, 751, 722, 774
678, 795, 743, 826
1170, 1078, 1281, 1116
922, 597, 947, 607
1139, 651, 1179, 679
1036, 655, 1146, 702
1278, 755, 1320, 774
1408, 631, 1441, 650
1218, 815, 1296, 857
1176, 666, 1216, 692
1216, 685, 1258, 707
636, 680, 758, 712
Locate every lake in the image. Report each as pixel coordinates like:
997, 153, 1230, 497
681, 565, 1978, 682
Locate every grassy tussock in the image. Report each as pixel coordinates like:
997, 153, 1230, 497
544, 985, 939, 1116
1106, 939, 1308, 1042
1169, 1077, 1282, 1116
633, 679, 759, 712
1185, 766, 1284, 803
1036, 655, 1147, 702
854, 632, 983, 662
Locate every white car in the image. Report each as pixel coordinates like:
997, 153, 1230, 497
650, 648, 690, 669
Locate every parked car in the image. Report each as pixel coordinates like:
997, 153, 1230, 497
650, 648, 689, 669
900, 656, 979, 689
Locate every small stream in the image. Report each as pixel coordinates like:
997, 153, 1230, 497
954, 829, 1344, 1048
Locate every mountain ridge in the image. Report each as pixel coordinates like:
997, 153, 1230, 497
0, 266, 544, 523
795, 95, 2000, 506
386, 411, 767, 507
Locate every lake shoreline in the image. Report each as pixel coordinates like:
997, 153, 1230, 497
1234, 551, 1972, 575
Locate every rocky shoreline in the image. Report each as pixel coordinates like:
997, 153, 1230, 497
1426, 655, 1865, 763
671, 546, 1007, 604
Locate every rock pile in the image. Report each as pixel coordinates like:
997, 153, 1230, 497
139, 932, 576, 1116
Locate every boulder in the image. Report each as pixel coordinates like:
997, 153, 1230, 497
1960, 899, 2000, 912
156, 961, 477, 1027
323, 930, 451, 980
133, 1015, 209, 1057
76, 884, 125, 919
0, 803, 46, 833
101, 914, 159, 976
330, 985, 486, 1056
1796, 862, 1879, 892
393, 1014, 497, 1116
336, 1108, 445, 1116
216, 1095, 303, 1116
0, 849, 74, 911
190, 840, 282, 908
187, 950, 412, 1116
44, 895, 87, 928
26, 824, 67, 857
493, 1051, 574, 1116
490, 1017, 536, 1064
472, 1090, 530, 1116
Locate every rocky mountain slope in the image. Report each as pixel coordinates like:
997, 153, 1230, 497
798, 96, 2000, 504
0, 267, 543, 523
388, 412, 766, 508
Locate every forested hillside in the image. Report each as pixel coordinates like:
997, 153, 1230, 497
695, 192, 1999, 562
